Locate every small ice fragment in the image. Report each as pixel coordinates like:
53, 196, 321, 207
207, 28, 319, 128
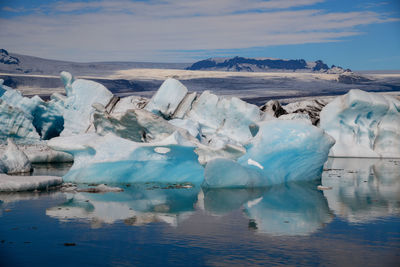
247, 158, 264, 169
154, 147, 171, 154
317, 185, 332, 190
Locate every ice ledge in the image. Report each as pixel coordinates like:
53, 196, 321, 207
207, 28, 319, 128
0, 174, 62, 192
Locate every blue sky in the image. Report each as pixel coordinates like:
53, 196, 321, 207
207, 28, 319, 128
0, 0, 399, 70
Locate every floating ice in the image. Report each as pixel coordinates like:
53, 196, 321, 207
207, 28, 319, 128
0, 99, 40, 142
48, 132, 204, 184
0, 138, 32, 174
145, 78, 188, 118
0, 80, 64, 141
203, 120, 335, 188
320, 89, 400, 158
186, 91, 263, 144
0, 174, 62, 192
60, 71, 114, 136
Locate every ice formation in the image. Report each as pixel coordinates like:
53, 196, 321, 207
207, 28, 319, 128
0, 138, 32, 174
6, 70, 399, 188
0, 79, 64, 141
60, 71, 114, 136
145, 78, 188, 118
320, 89, 400, 158
48, 132, 204, 184
0, 174, 62, 192
203, 120, 335, 188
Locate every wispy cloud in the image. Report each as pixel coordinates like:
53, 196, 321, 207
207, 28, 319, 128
0, 0, 398, 62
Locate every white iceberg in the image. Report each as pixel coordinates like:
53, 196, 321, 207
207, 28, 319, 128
145, 78, 188, 118
185, 90, 263, 144
0, 138, 32, 174
60, 71, 114, 136
320, 89, 400, 158
0, 174, 62, 192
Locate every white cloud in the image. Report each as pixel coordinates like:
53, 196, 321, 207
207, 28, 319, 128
0, 0, 397, 62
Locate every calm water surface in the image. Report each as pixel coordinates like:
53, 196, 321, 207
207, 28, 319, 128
0, 158, 399, 266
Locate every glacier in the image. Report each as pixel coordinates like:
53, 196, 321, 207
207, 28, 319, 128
320, 89, 400, 158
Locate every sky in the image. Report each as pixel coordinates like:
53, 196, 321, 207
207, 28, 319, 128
0, 0, 399, 70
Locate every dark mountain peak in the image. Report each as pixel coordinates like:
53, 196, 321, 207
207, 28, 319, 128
187, 56, 346, 73
0, 49, 20, 65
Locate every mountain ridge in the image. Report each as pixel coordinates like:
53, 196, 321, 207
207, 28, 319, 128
187, 56, 350, 73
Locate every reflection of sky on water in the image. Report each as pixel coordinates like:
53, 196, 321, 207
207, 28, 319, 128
1, 158, 399, 237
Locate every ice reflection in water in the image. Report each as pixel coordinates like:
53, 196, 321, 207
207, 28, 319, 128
2, 158, 398, 237
322, 157, 400, 223
45, 186, 200, 228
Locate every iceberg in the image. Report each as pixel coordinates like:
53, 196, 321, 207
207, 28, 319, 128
185, 91, 263, 144
60, 71, 114, 136
0, 138, 32, 174
0, 80, 64, 140
0, 174, 62, 192
48, 132, 204, 184
0, 99, 40, 142
145, 78, 188, 118
203, 120, 335, 188
320, 89, 400, 158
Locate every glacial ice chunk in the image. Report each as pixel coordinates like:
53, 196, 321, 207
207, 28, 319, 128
48, 132, 204, 184
145, 78, 188, 118
186, 91, 262, 144
0, 138, 32, 174
0, 99, 40, 142
203, 120, 335, 188
0, 174, 62, 192
60, 71, 114, 136
320, 89, 400, 158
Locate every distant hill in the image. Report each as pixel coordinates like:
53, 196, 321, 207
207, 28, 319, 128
0, 49, 190, 76
187, 56, 349, 73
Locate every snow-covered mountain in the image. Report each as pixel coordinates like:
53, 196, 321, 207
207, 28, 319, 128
187, 56, 349, 73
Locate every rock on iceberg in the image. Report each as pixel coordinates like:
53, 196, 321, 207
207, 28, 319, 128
320, 89, 400, 158
203, 120, 335, 188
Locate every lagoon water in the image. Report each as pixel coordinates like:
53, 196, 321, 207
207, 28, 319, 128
0, 158, 399, 266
